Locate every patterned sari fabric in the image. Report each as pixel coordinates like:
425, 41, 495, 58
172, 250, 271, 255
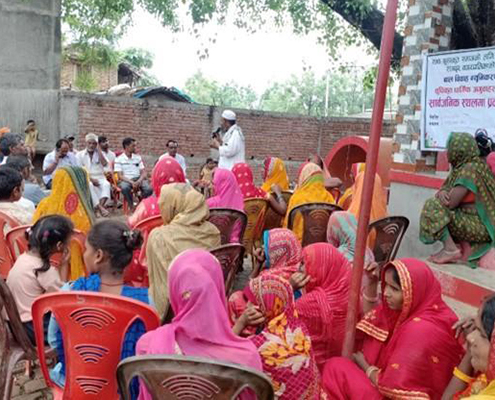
206, 168, 245, 211
262, 157, 290, 192
245, 274, 323, 399
322, 258, 463, 400
33, 167, 95, 280
420, 132, 495, 263
227, 228, 302, 332
128, 156, 185, 228
232, 163, 267, 199
284, 163, 335, 242
297, 244, 351, 370
137, 250, 262, 400
146, 183, 221, 317
326, 211, 375, 265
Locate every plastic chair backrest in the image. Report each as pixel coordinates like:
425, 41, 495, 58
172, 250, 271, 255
5, 225, 30, 263
0, 211, 19, 279
262, 191, 293, 232
32, 291, 160, 400
288, 203, 342, 247
368, 216, 410, 266
134, 215, 163, 265
210, 244, 245, 295
208, 209, 248, 245
243, 198, 269, 256
117, 355, 274, 400
49, 230, 88, 275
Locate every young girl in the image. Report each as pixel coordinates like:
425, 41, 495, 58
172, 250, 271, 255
6, 215, 73, 344
48, 220, 150, 399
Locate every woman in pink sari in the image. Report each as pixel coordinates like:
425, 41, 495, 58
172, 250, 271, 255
206, 168, 244, 211
125, 156, 186, 286
228, 228, 302, 335
136, 249, 262, 400
233, 274, 324, 399
322, 258, 464, 399
296, 243, 351, 371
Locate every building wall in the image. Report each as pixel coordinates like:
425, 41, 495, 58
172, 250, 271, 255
60, 61, 118, 91
64, 92, 395, 182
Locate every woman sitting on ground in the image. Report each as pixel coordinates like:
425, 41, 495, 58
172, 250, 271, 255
442, 294, 495, 399
136, 250, 262, 400
48, 220, 150, 399
234, 274, 324, 399
284, 163, 335, 242
7, 215, 72, 345
262, 157, 290, 192
294, 243, 351, 371
146, 183, 220, 317
33, 166, 95, 279
326, 210, 375, 265
420, 132, 495, 265
322, 258, 463, 399
232, 162, 287, 215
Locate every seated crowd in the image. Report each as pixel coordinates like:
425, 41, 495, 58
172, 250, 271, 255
1, 126, 495, 400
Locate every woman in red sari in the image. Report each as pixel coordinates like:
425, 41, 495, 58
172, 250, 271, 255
233, 274, 324, 399
296, 243, 351, 371
322, 258, 463, 399
125, 156, 185, 285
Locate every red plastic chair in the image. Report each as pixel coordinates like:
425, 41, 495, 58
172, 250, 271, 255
32, 291, 160, 400
5, 225, 30, 262
124, 215, 163, 287
49, 230, 88, 276
0, 211, 19, 278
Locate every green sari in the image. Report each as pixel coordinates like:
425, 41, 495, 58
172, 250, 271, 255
420, 132, 495, 264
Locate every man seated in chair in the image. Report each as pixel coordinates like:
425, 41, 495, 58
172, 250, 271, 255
114, 137, 152, 213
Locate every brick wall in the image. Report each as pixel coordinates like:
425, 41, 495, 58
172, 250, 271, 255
60, 62, 117, 91
74, 94, 395, 183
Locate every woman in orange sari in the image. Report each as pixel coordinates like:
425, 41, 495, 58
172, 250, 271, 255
322, 259, 463, 399
32, 166, 95, 280
338, 162, 365, 210
262, 157, 289, 192
284, 163, 335, 242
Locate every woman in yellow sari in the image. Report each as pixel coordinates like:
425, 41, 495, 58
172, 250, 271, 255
32, 166, 95, 280
262, 157, 289, 192
284, 163, 335, 242
146, 183, 221, 317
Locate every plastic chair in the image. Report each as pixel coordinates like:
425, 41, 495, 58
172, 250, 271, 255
208, 209, 248, 245
210, 244, 245, 295
243, 198, 269, 257
5, 225, 30, 263
49, 229, 88, 276
0, 211, 19, 279
125, 215, 163, 286
262, 191, 292, 232
288, 203, 342, 247
32, 291, 160, 400
0, 278, 56, 400
368, 216, 410, 266
117, 355, 274, 400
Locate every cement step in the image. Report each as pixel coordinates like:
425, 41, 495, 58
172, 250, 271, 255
443, 296, 477, 319
426, 260, 495, 308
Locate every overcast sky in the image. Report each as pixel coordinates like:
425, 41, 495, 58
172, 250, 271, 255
119, 6, 378, 94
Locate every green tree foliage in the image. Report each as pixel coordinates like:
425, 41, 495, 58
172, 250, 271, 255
184, 69, 379, 117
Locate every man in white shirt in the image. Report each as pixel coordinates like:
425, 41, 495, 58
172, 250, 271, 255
0, 133, 28, 165
114, 137, 152, 212
98, 136, 116, 172
209, 110, 245, 170
159, 140, 187, 176
76, 133, 111, 217
42, 138, 79, 189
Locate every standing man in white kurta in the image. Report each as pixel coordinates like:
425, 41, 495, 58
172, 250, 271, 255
76, 133, 111, 217
210, 110, 245, 170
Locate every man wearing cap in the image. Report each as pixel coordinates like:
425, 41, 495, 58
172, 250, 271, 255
210, 110, 245, 170
76, 133, 111, 216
